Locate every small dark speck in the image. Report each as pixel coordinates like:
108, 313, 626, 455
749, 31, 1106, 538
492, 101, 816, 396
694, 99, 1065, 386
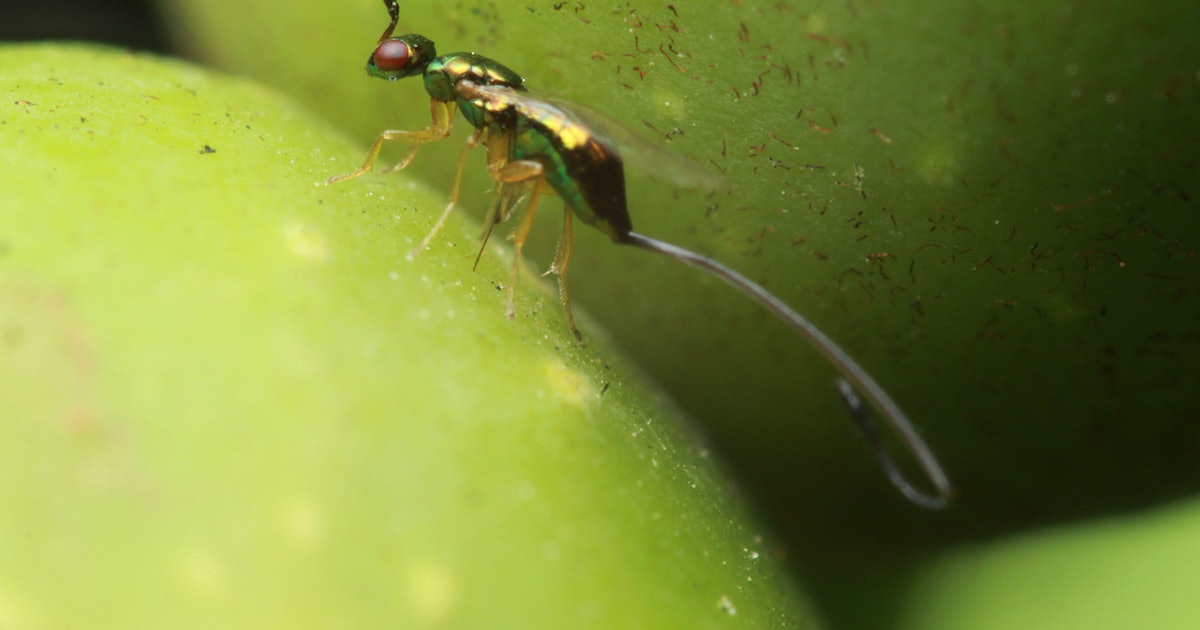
199, 145, 216, 154
1100, 306, 1108, 316
600, 383, 610, 395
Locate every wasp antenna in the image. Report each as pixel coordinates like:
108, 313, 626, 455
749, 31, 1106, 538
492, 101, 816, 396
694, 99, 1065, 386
380, 0, 400, 42
621, 231, 953, 509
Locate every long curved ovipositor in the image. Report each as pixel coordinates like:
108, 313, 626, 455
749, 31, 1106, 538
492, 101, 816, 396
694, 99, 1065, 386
329, 0, 953, 508
622, 232, 952, 509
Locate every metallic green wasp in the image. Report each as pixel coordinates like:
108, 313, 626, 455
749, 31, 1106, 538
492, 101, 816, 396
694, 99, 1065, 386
330, 0, 952, 509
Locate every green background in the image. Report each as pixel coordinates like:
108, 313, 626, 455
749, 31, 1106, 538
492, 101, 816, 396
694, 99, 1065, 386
3, 0, 1199, 627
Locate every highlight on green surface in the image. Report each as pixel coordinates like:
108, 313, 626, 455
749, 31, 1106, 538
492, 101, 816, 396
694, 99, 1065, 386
0, 43, 818, 628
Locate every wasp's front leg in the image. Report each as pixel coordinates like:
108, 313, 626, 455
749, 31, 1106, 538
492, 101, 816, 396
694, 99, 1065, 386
327, 99, 457, 184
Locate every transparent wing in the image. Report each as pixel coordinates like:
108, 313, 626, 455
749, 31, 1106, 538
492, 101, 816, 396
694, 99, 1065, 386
457, 81, 728, 192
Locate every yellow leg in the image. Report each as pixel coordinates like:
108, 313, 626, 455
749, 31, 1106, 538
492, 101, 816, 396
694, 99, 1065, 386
327, 99, 456, 185
546, 209, 581, 341
409, 128, 483, 260
506, 180, 544, 321
476, 130, 586, 338
474, 179, 531, 270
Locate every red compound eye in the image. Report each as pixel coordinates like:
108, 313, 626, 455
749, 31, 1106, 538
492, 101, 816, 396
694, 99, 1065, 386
373, 39, 411, 72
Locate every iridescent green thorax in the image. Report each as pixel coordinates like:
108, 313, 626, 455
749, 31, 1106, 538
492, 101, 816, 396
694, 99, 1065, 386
424, 53, 525, 129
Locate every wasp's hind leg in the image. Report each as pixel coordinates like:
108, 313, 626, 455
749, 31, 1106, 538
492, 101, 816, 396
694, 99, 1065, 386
477, 130, 582, 339
544, 208, 580, 342
408, 128, 484, 260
